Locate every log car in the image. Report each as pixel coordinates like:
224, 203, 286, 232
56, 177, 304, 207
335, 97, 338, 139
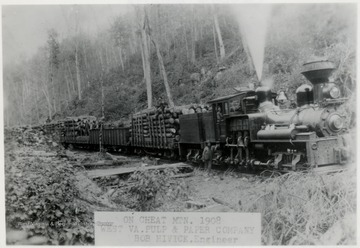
89, 127, 130, 151
61, 116, 95, 148
130, 108, 181, 157
61, 116, 130, 151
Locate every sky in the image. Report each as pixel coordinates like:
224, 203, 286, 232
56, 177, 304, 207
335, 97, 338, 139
2, 5, 131, 65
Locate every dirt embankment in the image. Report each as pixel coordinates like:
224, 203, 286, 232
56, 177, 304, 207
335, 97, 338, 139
4, 126, 357, 245
4, 127, 125, 245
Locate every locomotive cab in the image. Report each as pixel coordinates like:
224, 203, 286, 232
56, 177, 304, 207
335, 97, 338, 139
208, 89, 258, 142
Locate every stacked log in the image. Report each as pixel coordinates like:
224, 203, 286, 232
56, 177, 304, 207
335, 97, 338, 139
131, 104, 211, 147
63, 116, 97, 137
131, 107, 180, 147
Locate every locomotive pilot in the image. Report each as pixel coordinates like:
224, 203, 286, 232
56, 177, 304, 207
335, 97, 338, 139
202, 140, 213, 171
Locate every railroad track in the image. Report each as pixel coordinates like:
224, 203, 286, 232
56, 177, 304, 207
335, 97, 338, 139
70, 148, 349, 180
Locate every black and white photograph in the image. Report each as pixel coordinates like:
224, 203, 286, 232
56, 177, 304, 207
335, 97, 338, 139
1, 1, 358, 246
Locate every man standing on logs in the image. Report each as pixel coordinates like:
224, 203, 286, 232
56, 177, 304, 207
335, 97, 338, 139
202, 140, 213, 172
157, 96, 168, 113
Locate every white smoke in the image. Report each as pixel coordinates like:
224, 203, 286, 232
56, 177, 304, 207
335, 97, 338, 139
260, 77, 274, 89
233, 4, 272, 81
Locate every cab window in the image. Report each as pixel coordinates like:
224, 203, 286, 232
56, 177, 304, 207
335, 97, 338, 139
229, 97, 241, 112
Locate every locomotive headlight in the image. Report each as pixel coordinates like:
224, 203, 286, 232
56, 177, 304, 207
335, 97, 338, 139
329, 86, 340, 99
328, 114, 344, 132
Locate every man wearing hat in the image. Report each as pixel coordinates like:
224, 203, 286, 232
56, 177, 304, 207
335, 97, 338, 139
202, 140, 213, 171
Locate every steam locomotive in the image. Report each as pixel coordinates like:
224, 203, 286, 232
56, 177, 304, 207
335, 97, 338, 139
52, 59, 351, 172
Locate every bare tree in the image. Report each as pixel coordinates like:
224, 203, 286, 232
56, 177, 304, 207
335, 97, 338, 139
138, 5, 153, 108
74, 6, 82, 100
213, 23, 219, 63
149, 5, 174, 107
191, 5, 197, 63
212, 5, 225, 60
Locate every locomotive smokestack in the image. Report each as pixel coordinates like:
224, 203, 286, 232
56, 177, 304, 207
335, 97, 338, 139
255, 86, 278, 112
301, 59, 335, 103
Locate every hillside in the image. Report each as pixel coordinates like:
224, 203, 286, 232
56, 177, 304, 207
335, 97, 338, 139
3, 4, 356, 125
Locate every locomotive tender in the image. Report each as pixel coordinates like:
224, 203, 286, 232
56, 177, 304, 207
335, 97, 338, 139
57, 59, 351, 172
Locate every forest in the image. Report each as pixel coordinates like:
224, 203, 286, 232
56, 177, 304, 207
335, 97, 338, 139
3, 4, 356, 126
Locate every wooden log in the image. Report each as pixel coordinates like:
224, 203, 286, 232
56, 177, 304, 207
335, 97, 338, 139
168, 108, 175, 114
212, 197, 237, 210
196, 204, 234, 212
195, 107, 203, 113
152, 123, 173, 128
185, 200, 206, 209
154, 133, 173, 138
111, 173, 191, 189
166, 128, 177, 133
168, 118, 175, 124
81, 159, 138, 168
86, 162, 193, 178
172, 172, 193, 178
181, 108, 189, 115
133, 107, 157, 116
158, 113, 172, 119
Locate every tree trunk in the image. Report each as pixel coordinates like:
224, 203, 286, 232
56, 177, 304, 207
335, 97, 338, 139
212, 23, 219, 63
34, 83, 40, 123
117, 46, 125, 71
212, 5, 225, 60
82, 44, 92, 89
139, 35, 146, 76
64, 71, 71, 105
48, 64, 57, 115
141, 6, 153, 108
131, 28, 137, 53
66, 61, 76, 94
104, 45, 110, 69
98, 49, 105, 71
21, 81, 26, 125
75, 43, 82, 100
191, 6, 196, 64
41, 84, 52, 118
183, 25, 189, 60
99, 69, 105, 152
151, 38, 174, 107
